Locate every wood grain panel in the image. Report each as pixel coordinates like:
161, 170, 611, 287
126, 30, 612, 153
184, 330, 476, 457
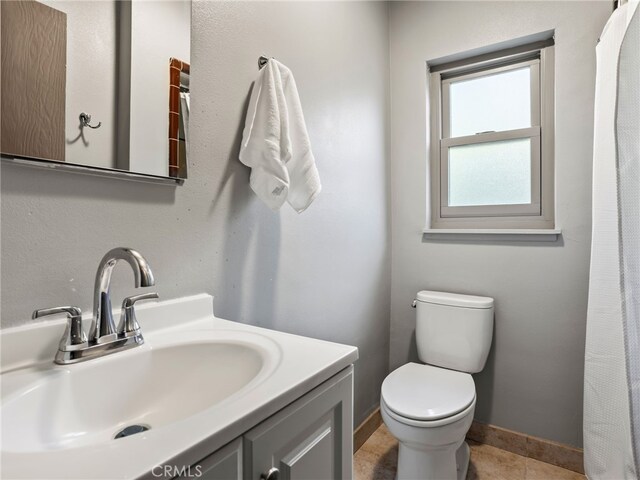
1, 0, 66, 161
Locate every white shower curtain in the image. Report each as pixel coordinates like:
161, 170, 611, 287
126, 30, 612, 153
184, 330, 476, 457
584, 1, 640, 478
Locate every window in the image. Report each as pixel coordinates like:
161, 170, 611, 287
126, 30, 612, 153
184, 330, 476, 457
428, 41, 555, 230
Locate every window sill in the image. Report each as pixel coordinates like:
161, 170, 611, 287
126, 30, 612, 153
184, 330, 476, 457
422, 228, 562, 242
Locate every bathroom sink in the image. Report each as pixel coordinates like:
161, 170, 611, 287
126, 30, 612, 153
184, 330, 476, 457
1, 330, 278, 453
0, 294, 356, 479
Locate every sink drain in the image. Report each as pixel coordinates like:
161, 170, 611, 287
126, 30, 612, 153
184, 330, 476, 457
114, 424, 150, 439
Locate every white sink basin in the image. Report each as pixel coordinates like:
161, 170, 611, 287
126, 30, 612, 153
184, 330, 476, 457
2, 330, 279, 453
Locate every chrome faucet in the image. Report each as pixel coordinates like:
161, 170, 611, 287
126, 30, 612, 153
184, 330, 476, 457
91, 247, 155, 344
33, 247, 158, 365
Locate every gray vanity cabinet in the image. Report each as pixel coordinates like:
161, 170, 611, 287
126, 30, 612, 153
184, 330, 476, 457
186, 367, 353, 480
245, 367, 353, 480
189, 438, 243, 479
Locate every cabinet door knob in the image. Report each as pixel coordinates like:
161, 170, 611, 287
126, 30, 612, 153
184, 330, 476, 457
261, 467, 279, 480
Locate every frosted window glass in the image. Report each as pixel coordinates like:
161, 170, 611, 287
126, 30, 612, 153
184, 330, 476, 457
448, 139, 531, 206
449, 67, 531, 137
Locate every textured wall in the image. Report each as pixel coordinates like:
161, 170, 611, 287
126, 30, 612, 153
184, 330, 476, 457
0, 1, 390, 426
192, 1, 390, 423
388, 1, 611, 447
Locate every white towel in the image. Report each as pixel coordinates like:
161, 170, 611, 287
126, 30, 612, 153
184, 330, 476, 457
239, 59, 321, 213
179, 91, 190, 157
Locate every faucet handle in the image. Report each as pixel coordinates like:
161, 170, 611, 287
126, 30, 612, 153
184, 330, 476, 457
33, 306, 88, 351
121, 292, 159, 309
118, 293, 158, 337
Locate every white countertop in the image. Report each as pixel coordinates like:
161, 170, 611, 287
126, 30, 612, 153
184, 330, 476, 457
0, 294, 358, 479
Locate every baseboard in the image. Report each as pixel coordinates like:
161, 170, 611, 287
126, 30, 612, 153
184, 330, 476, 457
466, 421, 584, 474
354, 407, 382, 453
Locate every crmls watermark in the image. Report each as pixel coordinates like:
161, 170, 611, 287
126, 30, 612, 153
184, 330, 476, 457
151, 465, 203, 478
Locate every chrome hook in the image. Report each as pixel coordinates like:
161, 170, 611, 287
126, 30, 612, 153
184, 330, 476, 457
258, 55, 271, 70
79, 112, 101, 129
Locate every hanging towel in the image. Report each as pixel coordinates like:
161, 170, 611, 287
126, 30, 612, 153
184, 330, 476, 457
239, 59, 321, 213
179, 91, 190, 158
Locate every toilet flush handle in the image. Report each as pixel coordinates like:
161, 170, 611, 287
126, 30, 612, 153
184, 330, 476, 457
411, 299, 417, 308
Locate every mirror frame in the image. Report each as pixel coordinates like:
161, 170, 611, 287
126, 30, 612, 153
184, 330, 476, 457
0, 0, 190, 185
1, 154, 184, 186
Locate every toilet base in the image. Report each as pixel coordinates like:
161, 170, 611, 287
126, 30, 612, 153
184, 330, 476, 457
455, 441, 470, 480
395, 441, 470, 480
380, 395, 475, 480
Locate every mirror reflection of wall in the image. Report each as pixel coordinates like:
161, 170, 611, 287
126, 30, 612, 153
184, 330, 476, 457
0, 0, 191, 180
129, 1, 190, 177
39, 0, 120, 169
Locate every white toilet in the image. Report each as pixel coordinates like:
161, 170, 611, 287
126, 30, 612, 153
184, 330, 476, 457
381, 290, 494, 480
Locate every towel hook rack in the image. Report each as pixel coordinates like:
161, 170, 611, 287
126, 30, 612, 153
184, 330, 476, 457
258, 55, 271, 70
79, 112, 101, 129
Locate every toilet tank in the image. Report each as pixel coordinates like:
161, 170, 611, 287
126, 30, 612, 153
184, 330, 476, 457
415, 290, 494, 373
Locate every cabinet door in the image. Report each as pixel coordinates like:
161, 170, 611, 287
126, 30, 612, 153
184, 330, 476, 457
181, 438, 242, 480
1, 0, 66, 161
244, 367, 353, 480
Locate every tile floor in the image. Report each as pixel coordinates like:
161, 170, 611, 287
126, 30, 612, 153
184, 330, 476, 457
354, 424, 586, 480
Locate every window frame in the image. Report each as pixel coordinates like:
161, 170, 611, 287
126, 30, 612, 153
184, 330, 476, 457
428, 44, 555, 230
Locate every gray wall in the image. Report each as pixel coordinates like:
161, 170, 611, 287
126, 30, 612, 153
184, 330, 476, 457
0, 1, 390, 426
389, 1, 611, 447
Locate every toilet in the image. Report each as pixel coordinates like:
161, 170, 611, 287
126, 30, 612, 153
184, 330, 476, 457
381, 290, 494, 480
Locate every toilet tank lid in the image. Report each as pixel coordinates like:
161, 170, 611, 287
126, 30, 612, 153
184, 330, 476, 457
416, 291, 494, 309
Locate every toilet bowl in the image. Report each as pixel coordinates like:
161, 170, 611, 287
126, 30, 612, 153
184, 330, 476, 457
381, 291, 494, 480
381, 363, 476, 480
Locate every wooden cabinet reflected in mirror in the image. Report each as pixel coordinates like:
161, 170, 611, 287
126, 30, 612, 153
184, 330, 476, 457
0, 0, 191, 182
1, 1, 67, 162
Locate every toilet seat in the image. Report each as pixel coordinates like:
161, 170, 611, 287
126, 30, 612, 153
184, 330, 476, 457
381, 363, 475, 422
381, 396, 476, 428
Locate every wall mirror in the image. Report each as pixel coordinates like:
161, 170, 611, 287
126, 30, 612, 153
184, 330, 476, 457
1, 0, 191, 183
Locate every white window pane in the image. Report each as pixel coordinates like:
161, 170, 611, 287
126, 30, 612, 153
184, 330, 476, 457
449, 67, 531, 137
448, 138, 531, 206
